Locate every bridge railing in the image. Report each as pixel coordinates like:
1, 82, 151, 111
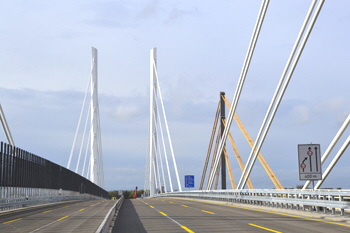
155, 189, 350, 216
96, 195, 124, 233
0, 191, 102, 211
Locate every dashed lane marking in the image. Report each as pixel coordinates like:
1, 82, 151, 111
159, 212, 167, 216
57, 216, 69, 221
249, 223, 282, 233
3, 218, 22, 224
201, 210, 215, 214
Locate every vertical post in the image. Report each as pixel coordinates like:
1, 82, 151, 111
149, 48, 157, 196
90, 47, 99, 186
220, 92, 226, 189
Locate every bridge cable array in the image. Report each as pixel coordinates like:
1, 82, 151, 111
237, 0, 325, 189
205, 0, 326, 190
206, 0, 271, 190
144, 48, 182, 197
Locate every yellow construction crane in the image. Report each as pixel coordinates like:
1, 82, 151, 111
213, 146, 237, 189
222, 119, 254, 189
224, 148, 236, 189
222, 95, 284, 189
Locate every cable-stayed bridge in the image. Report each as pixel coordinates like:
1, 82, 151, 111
0, 47, 106, 198
144, 0, 349, 196
139, 1, 350, 231
1, 0, 350, 232
0, 48, 113, 232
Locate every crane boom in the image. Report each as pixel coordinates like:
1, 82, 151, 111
222, 95, 284, 189
223, 119, 254, 189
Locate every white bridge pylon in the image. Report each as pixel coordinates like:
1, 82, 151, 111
67, 47, 104, 188
145, 48, 182, 197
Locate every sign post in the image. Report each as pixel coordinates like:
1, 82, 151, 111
185, 175, 194, 190
298, 144, 322, 189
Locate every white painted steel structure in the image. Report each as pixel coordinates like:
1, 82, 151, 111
90, 47, 104, 187
206, 0, 327, 190
67, 47, 104, 188
143, 1, 347, 194
237, 0, 325, 190
145, 48, 182, 197
206, 0, 270, 190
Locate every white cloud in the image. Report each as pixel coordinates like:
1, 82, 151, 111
113, 105, 140, 122
291, 105, 310, 124
323, 97, 347, 110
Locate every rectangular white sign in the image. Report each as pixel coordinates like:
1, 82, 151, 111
298, 144, 322, 180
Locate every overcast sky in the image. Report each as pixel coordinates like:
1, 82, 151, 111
1, 0, 349, 191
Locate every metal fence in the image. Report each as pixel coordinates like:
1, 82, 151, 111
155, 189, 350, 216
0, 142, 107, 199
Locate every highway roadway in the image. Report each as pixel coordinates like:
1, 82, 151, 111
0, 199, 115, 232
114, 197, 350, 233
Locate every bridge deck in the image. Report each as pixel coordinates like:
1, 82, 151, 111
113, 197, 350, 233
0, 199, 116, 232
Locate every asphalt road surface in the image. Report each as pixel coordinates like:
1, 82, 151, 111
0, 199, 115, 232
113, 197, 350, 233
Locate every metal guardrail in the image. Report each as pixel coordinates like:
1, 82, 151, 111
0, 193, 104, 211
96, 196, 124, 233
155, 189, 350, 216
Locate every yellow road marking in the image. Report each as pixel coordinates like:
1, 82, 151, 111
201, 210, 215, 214
159, 212, 167, 216
79, 208, 85, 211
144, 202, 148, 204
3, 218, 22, 224
57, 216, 69, 221
43, 210, 52, 213
181, 205, 188, 207
150, 206, 155, 208
191, 200, 350, 228
90, 204, 95, 206
181, 226, 195, 233
169, 201, 174, 203
224, 204, 350, 227
249, 223, 282, 233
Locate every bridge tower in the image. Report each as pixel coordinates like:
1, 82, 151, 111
145, 48, 182, 196
89, 47, 104, 187
148, 47, 158, 196
67, 47, 104, 188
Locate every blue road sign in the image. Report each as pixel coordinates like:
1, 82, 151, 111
185, 175, 194, 188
